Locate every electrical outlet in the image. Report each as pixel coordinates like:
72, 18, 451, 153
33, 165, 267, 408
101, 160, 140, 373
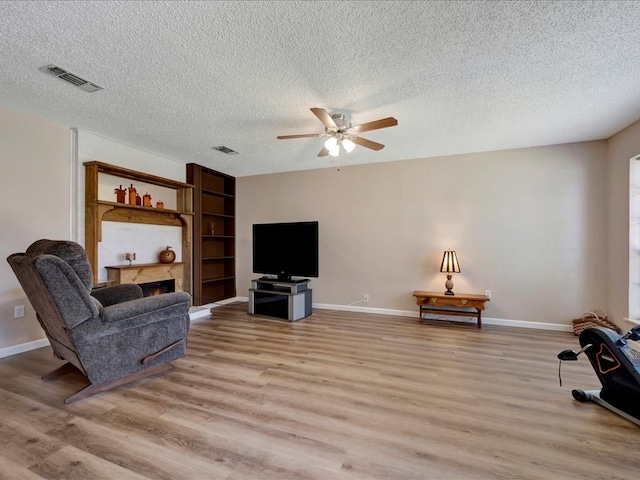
485, 290, 492, 299
363, 294, 370, 303
14, 305, 25, 318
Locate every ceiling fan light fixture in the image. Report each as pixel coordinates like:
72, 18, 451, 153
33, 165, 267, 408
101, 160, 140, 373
277, 108, 398, 158
342, 138, 356, 153
324, 137, 338, 150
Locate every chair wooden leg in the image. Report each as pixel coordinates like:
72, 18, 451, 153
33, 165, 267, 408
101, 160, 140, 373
141, 338, 185, 365
64, 363, 173, 405
42, 362, 81, 381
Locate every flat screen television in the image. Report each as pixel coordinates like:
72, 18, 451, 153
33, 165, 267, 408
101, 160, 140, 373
252, 221, 319, 282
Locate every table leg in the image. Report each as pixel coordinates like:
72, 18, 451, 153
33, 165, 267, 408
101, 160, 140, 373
478, 309, 482, 329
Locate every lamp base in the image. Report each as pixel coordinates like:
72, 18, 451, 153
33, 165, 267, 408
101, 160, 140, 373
444, 274, 455, 295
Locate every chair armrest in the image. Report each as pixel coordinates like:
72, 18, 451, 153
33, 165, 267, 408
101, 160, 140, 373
70, 291, 191, 345
100, 291, 190, 324
91, 284, 143, 307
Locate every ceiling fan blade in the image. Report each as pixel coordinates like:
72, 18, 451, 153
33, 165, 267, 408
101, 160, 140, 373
352, 136, 385, 151
277, 133, 324, 139
354, 117, 398, 133
317, 147, 330, 157
310, 108, 337, 128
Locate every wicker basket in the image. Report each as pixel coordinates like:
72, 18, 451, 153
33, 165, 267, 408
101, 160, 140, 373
572, 310, 621, 336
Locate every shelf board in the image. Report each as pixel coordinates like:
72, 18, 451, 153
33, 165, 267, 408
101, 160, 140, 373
201, 296, 233, 304
203, 256, 234, 261
105, 262, 185, 270
86, 161, 195, 190
203, 235, 235, 239
96, 200, 193, 216
202, 212, 234, 219
252, 288, 296, 295
202, 188, 235, 199
202, 276, 235, 284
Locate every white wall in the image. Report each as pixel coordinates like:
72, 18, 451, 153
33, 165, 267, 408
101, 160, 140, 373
0, 105, 70, 350
237, 141, 608, 326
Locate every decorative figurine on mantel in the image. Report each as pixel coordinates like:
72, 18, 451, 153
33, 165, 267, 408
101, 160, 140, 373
128, 184, 137, 205
125, 252, 136, 266
159, 246, 176, 264
156, 200, 164, 209
143, 192, 152, 207
114, 185, 126, 203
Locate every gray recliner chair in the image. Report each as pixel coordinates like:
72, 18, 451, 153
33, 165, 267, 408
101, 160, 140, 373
7, 239, 191, 404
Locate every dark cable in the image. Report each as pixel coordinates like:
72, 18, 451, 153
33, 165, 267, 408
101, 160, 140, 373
558, 360, 563, 387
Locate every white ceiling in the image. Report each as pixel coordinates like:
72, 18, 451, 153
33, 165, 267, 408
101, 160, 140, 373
1, 1, 639, 177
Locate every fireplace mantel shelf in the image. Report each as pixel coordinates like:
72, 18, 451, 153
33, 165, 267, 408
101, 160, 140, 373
105, 262, 185, 270
105, 262, 185, 292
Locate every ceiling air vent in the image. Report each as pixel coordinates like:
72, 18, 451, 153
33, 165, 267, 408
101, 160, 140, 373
212, 146, 239, 155
38, 64, 103, 93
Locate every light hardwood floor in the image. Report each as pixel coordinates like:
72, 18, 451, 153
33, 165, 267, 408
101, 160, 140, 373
0, 304, 638, 480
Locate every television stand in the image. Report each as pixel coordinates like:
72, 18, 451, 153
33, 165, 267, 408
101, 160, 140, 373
248, 278, 312, 322
259, 276, 309, 284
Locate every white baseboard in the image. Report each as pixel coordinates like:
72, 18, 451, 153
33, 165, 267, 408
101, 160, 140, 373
312, 302, 573, 332
189, 307, 212, 321
190, 297, 247, 321
0, 338, 50, 359
0, 298, 573, 359
227, 298, 574, 332
477, 316, 572, 332
313, 302, 416, 317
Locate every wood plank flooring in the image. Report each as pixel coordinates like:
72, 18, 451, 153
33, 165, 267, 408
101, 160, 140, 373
1, 304, 639, 479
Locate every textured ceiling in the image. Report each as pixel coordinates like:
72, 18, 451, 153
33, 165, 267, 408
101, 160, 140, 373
1, 1, 639, 177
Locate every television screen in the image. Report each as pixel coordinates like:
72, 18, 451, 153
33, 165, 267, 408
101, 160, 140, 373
252, 221, 319, 281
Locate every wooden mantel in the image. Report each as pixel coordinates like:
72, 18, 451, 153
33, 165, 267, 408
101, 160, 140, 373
105, 263, 185, 292
84, 161, 194, 295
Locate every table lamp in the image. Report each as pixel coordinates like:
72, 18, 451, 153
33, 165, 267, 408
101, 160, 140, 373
440, 250, 460, 295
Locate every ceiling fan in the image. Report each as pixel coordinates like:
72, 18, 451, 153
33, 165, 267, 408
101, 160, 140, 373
277, 108, 398, 157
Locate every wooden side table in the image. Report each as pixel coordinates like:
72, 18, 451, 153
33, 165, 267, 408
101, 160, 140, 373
413, 291, 490, 329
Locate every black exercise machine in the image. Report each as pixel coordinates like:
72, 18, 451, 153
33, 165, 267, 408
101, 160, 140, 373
558, 324, 640, 426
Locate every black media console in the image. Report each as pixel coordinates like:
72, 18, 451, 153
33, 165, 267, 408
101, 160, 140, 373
248, 278, 312, 321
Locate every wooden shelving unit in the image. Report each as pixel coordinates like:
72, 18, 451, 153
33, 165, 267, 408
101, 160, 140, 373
84, 161, 194, 294
186, 163, 236, 305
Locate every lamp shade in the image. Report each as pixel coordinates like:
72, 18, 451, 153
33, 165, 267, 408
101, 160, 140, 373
440, 250, 461, 273
324, 137, 338, 150
342, 138, 356, 153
